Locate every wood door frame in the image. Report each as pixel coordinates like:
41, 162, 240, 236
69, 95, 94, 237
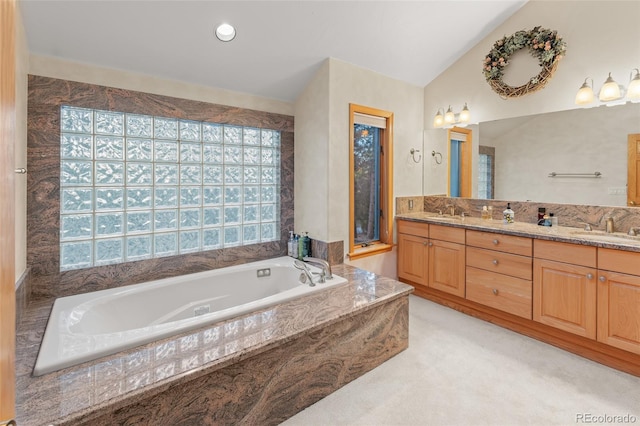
0, 0, 16, 423
628, 133, 640, 207
447, 126, 472, 198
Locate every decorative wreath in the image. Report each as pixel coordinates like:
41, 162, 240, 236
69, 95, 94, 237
483, 26, 566, 99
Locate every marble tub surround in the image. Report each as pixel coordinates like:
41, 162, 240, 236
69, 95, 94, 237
422, 196, 640, 234
27, 75, 294, 300
310, 239, 344, 265
396, 211, 640, 253
15, 264, 413, 426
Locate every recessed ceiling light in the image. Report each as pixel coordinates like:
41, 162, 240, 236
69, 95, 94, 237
215, 23, 236, 42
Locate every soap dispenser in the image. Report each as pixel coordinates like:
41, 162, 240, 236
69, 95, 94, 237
503, 203, 515, 224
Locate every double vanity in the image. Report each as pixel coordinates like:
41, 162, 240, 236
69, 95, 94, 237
396, 211, 640, 376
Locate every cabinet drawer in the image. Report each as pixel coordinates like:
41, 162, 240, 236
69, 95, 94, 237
466, 267, 532, 319
534, 239, 596, 268
397, 220, 428, 238
598, 248, 640, 275
466, 247, 532, 280
430, 224, 465, 244
466, 230, 532, 256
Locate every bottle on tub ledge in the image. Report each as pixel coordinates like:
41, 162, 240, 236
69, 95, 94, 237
503, 203, 515, 224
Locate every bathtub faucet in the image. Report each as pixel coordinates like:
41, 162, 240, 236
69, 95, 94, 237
303, 257, 333, 282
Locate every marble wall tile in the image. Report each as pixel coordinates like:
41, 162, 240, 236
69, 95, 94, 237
27, 75, 294, 299
396, 196, 425, 215
311, 239, 344, 265
423, 196, 640, 232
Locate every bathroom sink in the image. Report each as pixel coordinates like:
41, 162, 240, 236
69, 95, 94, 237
569, 230, 640, 244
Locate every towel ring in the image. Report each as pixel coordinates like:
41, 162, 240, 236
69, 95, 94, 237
432, 151, 442, 164
410, 148, 422, 163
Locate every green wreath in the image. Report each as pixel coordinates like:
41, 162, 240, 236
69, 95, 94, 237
483, 26, 566, 99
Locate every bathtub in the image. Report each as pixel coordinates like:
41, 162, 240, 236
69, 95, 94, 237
34, 256, 347, 376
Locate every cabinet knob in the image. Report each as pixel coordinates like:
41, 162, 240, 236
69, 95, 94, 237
492, 239, 499, 245
492, 288, 499, 295
423, 242, 428, 246
586, 273, 593, 280
492, 259, 499, 265
428, 242, 433, 247
599, 276, 606, 282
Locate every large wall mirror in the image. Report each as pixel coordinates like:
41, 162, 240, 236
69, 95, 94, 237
425, 102, 640, 207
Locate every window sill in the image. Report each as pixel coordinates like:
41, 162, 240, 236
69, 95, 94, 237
347, 243, 393, 261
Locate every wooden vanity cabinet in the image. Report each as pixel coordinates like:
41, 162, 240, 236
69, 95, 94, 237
465, 230, 533, 319
597, 249, 640, 355
428, 225, 466, 297
397, 220, 429, 287
397, 221, 465, 297
533, 240, 597, 339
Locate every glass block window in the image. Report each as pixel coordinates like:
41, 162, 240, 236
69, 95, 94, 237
59, 106, 281, 271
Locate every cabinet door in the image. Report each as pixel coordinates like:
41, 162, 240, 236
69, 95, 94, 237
533, 259, 597, 339
597, 271, 640, 355
397, 233, 428, 286
429, 239, 465, 297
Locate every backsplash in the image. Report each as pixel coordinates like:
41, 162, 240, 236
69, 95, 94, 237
418, 196, 640, 233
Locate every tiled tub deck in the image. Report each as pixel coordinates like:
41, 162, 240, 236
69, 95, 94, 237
15, 263, 413, 425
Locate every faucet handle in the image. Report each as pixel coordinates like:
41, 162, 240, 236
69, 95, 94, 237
583, 222, 592, 231
628, 227, 639, 236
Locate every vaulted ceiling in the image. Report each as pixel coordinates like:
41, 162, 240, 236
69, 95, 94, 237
20, 0, 527, 102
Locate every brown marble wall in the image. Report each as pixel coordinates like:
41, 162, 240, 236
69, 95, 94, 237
396, 196, 425, 215
423, 196, 640, 232
27, 75, 294, 299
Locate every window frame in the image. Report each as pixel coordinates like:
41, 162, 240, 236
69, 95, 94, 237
348, 103, 394, 260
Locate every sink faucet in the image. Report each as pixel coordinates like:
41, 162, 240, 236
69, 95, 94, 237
445, 204, 455, 216
606, 216, 615, 233
303, 257, 333, 282
293, 260, 316, 286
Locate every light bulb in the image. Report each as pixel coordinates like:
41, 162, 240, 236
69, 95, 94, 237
627, 69, 640, 101
433, 109, 444, 128
444, 106, 455, 124
459, 103, 470, 123
599, 73, 622, 102
575, 78, 595, 105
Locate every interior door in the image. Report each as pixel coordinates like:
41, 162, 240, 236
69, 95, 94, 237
628, 133, 640, 207
0, 0, 17, 423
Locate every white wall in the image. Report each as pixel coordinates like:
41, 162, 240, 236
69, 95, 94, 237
423, 0, 640, 196
294, 58, 424, 277
15, 2, 28, 281
293, 60, 331, 240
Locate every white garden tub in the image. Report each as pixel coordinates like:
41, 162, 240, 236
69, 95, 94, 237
34, 256, 346, 376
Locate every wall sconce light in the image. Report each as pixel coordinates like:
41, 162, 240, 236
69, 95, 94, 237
433, 103, 471, 128
575, 69, 640, 106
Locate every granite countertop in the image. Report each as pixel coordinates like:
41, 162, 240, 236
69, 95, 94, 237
15, 264, 413, 426
396, 212, 640, 253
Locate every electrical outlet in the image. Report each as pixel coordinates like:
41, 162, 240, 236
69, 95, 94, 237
409, 199, 414, 210
607, 187, 626, 196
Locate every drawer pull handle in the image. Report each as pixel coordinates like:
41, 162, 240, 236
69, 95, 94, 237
599, 276, 606, 282
492, 289, 499, 295
586, 273, 593, 280
492, 239, 499, 245
492, 259, 499, 265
